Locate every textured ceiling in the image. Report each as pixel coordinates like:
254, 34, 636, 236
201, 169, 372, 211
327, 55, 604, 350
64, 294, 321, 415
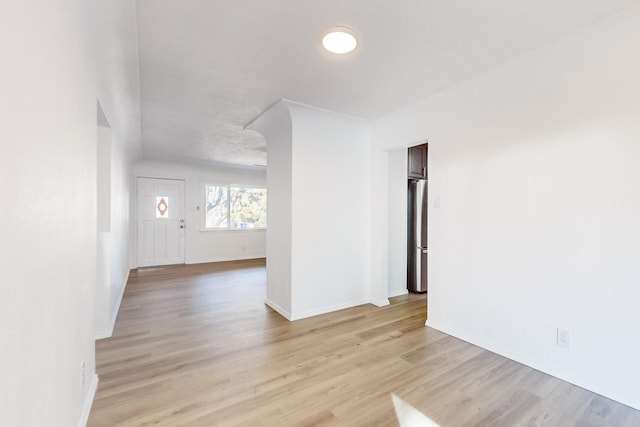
135, 0, 640, 167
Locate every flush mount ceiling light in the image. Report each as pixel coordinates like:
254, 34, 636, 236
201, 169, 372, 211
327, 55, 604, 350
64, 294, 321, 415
322, 27, 358, 54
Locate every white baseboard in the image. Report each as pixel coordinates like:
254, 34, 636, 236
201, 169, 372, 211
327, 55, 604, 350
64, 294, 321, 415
265, 298, 292, 320
425, 320, 640, 411
290, 298, 371, 321
370, 298, 390, 307
266, 297, 376, 321
187, 255, 267, 264
96, 328, 111, 340
96, 270, 129, 340
77, 374, 98, 427
388, 288, 409, 298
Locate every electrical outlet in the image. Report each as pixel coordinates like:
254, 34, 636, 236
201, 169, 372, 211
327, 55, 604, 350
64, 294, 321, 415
557, 328, 570, 348
81, 360, 86, 388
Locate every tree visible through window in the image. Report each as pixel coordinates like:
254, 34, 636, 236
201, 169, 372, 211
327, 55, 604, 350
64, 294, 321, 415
205, 185, 266, 229
205, 186, 228, 227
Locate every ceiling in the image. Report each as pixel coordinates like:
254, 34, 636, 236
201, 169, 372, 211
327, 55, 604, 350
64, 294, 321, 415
135, 0, 640, 167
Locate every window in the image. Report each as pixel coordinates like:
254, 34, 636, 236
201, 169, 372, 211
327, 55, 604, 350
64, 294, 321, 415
155, 196, 169, 218
205, 186, 228, 227
205, 185, 267, 229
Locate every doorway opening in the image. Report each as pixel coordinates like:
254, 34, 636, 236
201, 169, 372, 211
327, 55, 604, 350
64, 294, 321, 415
386, 142, 429, 321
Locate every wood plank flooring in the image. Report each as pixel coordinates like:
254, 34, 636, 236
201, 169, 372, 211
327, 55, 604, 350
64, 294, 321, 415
88, 259, 640, 426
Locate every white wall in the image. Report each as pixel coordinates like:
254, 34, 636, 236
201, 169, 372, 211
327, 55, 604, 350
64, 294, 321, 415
247, 102, 294, 317
250, 101, 372, 320
371, 6, 640, 410
387, 148, 409, 297
96, 124, 113, 338
95, 113, 139, 339
288, 102, 372, 319
93, 1, 142, 340
132, 160, 267, 266
0, 1, 141, 424
0, 1, 139, 425
368, 149, 391, 307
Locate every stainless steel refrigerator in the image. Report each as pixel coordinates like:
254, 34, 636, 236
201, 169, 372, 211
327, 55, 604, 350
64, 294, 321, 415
408, 179, 428, 293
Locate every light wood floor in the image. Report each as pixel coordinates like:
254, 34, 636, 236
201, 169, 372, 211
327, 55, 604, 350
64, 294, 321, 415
88, 259, 640, 426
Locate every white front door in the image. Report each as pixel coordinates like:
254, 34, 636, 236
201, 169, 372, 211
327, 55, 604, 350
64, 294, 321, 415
137, 177, 186, 267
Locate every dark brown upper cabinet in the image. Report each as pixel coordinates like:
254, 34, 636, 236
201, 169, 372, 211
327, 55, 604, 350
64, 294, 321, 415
408, 143, 428, 179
